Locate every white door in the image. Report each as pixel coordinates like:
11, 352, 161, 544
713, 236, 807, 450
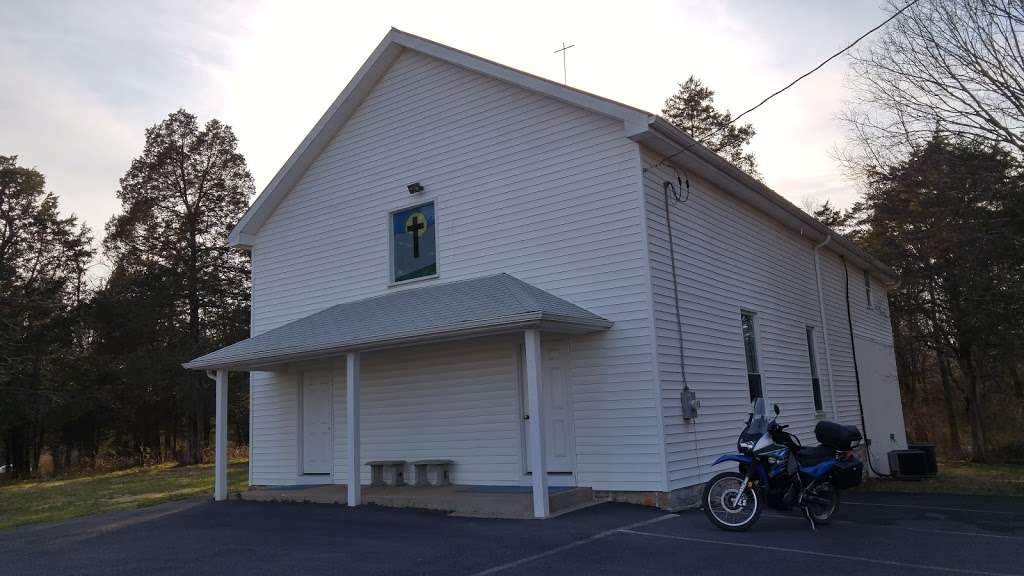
522, 340, 574, 473
301, 370, 333, 475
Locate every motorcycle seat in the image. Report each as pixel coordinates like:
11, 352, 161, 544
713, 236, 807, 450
796, 445, 835, 466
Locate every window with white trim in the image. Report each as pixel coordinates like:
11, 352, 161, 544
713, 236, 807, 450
391, 202, 437, 283
741, 312, 763, 401
806, 326, 823, 412
864, 270, 872, 307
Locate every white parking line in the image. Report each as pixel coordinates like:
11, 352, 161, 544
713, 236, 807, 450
468, 513, 677, 576
762, 512, 1024, 541
619, 529, 1022, 576
843, 501, 1021, 516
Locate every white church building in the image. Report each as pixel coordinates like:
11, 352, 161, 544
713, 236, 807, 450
185, 29, 908, 518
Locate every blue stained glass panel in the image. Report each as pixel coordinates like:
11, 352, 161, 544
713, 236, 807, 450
392, 202, 436, 282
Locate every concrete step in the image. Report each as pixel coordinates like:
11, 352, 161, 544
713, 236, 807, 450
550, 487, 595, 515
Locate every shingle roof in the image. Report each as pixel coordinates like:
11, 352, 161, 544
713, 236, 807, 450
183, 274, 612, 370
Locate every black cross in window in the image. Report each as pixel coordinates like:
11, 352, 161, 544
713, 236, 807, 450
406, 215, 425, 258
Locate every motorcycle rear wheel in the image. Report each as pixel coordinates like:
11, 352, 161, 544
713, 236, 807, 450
806, 482, 839, 524
702, 471, 762, 531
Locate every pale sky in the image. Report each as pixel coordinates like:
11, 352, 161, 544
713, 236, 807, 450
1, 1, 886, 244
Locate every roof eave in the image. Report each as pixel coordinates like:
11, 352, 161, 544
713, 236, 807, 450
633, 118, 898, 285
182, 311, 612, 372
228, 30, 407, 248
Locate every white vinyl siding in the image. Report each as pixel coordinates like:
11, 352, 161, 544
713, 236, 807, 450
851, 264, 896, 347
250, 337, 521, 486
642, 149, 872, 491
249, 50, 661, 491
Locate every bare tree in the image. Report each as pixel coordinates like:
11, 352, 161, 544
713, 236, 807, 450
841, 0, 1024, 171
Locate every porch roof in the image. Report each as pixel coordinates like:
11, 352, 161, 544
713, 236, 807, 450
183, 274, 612, 371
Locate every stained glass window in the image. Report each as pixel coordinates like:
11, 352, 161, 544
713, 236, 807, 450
392, 202, 437, 283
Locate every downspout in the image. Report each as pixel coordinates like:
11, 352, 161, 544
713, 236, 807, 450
813, 235, 840, 420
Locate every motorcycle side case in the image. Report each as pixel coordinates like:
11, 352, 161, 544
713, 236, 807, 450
815, 421, 863, 450
830, 457, 865, 488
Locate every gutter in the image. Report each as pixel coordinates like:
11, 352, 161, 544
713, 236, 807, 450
632, 118, 898, 285
182, 312, 613, 371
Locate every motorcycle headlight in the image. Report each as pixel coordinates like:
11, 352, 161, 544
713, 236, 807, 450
738, 440, 756, 453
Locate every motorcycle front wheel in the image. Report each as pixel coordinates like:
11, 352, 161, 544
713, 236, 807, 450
702, 471, 762, 531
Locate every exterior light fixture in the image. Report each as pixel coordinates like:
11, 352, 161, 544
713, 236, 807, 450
407, 182, 424, 194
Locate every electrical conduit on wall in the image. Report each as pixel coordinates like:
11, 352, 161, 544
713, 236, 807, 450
662, 174, 703, 483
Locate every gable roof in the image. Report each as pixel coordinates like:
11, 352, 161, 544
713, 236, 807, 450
230, 28, 896, 284
228, 28, 651, 249
183, 273, 611, 370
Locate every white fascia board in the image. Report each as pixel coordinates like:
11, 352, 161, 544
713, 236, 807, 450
634, 118, 898, 285
181, 312, 612, 371
231, 231, 257, 249
228, 31, 406, 248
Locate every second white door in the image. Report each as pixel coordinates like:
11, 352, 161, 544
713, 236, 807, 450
301, 370, 333, 475
522, 340, 574, 473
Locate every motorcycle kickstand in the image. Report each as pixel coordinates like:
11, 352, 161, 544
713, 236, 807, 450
802, 506, 816, 531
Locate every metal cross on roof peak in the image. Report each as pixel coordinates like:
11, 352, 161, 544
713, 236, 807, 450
554, 42, 575, 85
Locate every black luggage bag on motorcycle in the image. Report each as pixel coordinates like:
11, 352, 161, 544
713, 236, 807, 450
814, 421, 862, 450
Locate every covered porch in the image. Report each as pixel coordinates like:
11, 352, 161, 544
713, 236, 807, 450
183, 274, 612, 519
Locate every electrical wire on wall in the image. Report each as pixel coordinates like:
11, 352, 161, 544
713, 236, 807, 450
662, 168, 704, 481
663, 172, 691, 392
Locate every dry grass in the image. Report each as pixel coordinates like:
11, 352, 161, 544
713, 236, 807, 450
857, 461, 1024, 496
0, 460, 248, 529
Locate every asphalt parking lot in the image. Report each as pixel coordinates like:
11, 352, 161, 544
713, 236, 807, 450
1, 491, 1021, 575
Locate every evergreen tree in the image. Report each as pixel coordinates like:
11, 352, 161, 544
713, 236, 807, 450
662, 76, 759, 177
103, 110, 254, 464
839, 136, 1024, 461
812, 200, 853, 231
0, 155, 94, 476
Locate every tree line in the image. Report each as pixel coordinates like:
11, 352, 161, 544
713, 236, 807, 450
828, 0, 1024, 462
2, 0, 1021, 477
1, 111, 253, 477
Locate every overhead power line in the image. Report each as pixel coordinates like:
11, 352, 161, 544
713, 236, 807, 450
655, 0, 923, 168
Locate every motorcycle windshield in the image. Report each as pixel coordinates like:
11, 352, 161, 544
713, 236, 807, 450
740, 398, 768, 440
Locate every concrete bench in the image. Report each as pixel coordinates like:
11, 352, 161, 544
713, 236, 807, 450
366, 460, 406, 486
412, 459, 453, 486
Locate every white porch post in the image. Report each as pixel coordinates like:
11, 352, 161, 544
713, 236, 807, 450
347, 352, 361, 506
214, 369, 228, 501
524, 329, 549, 518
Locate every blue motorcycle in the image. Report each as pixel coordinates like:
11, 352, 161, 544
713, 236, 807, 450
702, 399, 864, 531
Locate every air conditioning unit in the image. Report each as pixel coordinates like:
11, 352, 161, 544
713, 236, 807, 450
907, 442, 938, 476
888, 449, 929, 479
